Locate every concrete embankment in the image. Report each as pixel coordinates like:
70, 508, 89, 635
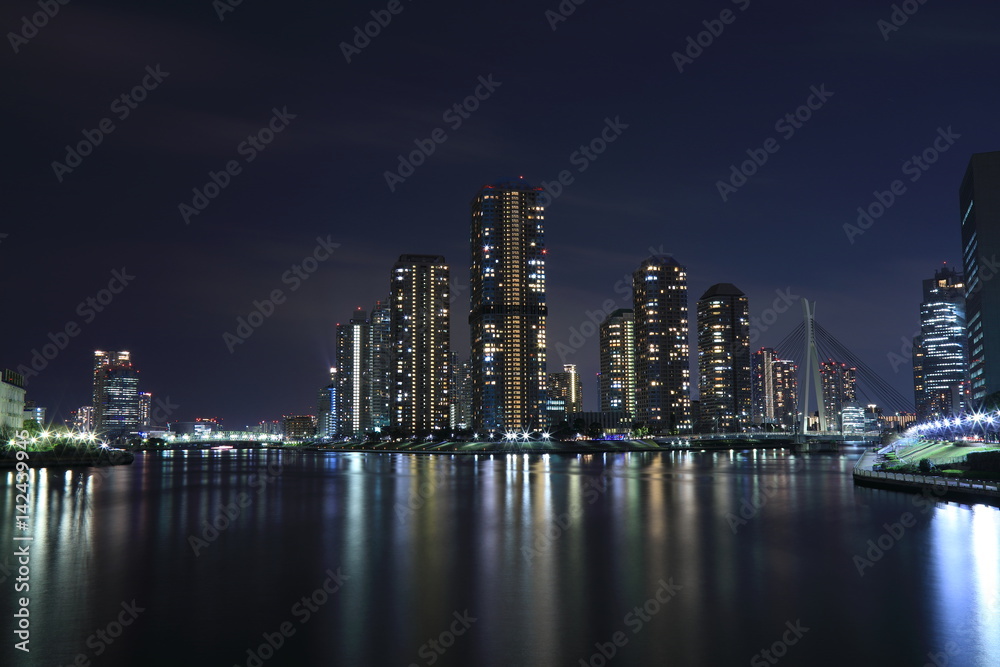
853, 449, 1000, 506
300, 439, 792, 455
0, 450, 134, 468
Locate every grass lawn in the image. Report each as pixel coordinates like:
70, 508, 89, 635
889, 439, 1000, 472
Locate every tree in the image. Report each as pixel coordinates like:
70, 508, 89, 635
586, 422, 603, 439
918, 458, 932, 474
550, 421, 572, 441
630, 423, 650, 439
385, 425, 408, 441
981, 390, 1000, 412
22, 419, 41, 436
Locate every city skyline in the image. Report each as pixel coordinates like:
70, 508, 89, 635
5, 220, 981, 433
5, 5, 1000, 667
5, 2, 1000, 427
6, 239, 983, 433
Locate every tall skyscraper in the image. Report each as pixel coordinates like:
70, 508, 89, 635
697, 284, 751, 433
820, 360, 857, 430
369, 298, 393, 432
469, 179, 548, 433
138, 391, 152, 428
335, 309, 371, 436
391, 254, 451, 435
961, 151, 1000, 403
450, 355, 473, 431
70, 405, 94, 432
317, 368, 338, 439
633, 255, 691, 433
751, 348, 798, 430
92, 350, 140, 441
256, 420, 283, 436
913, 267, 969, 419
600, 308, 636, 419
549, 364, 583, 414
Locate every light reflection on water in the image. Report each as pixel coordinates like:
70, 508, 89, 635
0, 448, 997, 667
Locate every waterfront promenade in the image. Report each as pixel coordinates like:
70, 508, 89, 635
853, 448, 1000, 504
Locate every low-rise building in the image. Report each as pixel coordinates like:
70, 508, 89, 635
284, 415, 317, 440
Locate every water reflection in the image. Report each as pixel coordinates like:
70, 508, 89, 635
0, 449, 997, 667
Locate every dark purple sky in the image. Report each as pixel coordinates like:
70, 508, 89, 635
4, 0, 998, 426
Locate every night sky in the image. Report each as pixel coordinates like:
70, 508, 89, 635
4, 0, 999, 427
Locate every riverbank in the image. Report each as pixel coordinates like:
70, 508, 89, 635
298, 439, 795, 454
853, 449, 1000, 506
0, 448, 134, 468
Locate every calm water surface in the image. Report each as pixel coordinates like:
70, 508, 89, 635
1, 448, 998, 666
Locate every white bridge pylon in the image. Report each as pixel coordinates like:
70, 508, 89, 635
800, 299, 828, 437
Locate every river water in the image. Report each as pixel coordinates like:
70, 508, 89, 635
1, 448, 997, 667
